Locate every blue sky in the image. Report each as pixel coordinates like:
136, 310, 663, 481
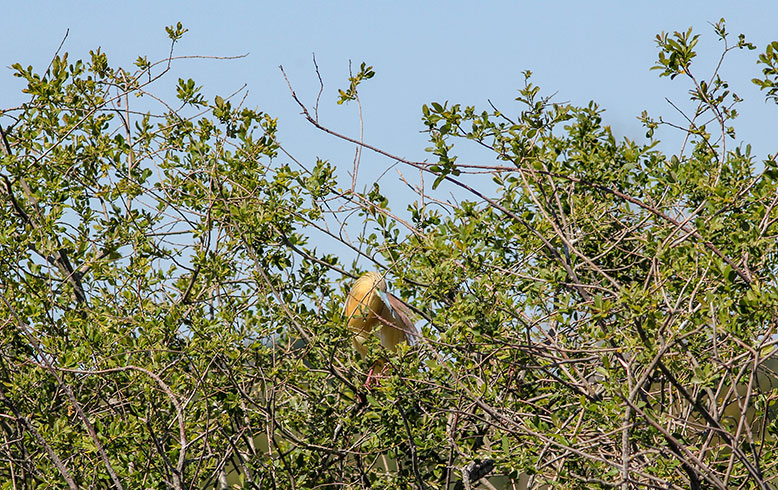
4, 3, 776, 158
2, 3, 777, 263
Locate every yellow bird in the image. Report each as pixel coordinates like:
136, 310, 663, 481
344, 271, 417, 385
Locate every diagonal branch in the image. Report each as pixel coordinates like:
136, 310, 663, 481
0, 383, 79, 490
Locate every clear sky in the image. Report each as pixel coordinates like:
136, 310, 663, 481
2, 2, 777, 244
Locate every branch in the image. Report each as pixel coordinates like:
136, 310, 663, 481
0, 383, 78, 490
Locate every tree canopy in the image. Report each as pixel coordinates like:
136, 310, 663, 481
2, 19, 778, 489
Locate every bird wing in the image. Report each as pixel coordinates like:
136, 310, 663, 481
375, 292, 418, 351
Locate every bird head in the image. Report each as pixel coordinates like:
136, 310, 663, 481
362, 271, 387, 293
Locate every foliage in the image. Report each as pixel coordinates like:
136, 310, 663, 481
1, 20, 778, 490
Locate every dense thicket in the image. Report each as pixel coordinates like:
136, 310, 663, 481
2, 20, 778, 489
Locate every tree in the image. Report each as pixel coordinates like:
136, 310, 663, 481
1, 19, 778, 489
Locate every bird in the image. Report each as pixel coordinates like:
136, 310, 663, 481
343, 271, 417, 386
